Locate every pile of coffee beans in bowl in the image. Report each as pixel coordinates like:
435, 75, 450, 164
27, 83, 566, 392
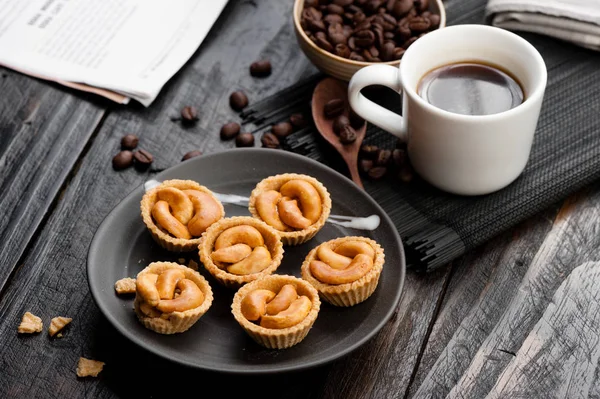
300, 0, 441, 62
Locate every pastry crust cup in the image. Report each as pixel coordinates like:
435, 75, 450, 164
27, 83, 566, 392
248, 173, 332, 246
231, 274, 321, 349
140, 179, 225, 252
198, 216, 284, 289
133, 262, 214, 334
301, 236, 384, 307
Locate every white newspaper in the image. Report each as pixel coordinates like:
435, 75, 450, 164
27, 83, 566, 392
0, 0, 229, 106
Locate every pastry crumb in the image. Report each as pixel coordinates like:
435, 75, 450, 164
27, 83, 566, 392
188, 259, 199, 271
48, 316, 72, 337
18, 312, 43, 334
178, 258, 186, 264
76, 357, 105, 377
114, 277, 136, 294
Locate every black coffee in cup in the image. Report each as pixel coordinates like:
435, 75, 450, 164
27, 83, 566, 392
417, 62, 524, 116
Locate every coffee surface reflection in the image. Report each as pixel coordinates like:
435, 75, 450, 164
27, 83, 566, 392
417, 62, 524, 116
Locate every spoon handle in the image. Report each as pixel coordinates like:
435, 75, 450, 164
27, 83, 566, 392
346, 159, 364, 189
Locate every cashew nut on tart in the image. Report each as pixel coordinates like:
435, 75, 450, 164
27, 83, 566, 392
141, 179, 225, 252
301, 236, 385, 307
134, 262, 213, 334
199, 216, 284, 289
231, 275, 321, 349
248, 174, 332, 246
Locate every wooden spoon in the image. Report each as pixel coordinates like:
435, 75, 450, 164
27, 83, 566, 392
312, 77, 366, 189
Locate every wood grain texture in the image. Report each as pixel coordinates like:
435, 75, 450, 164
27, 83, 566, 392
0, 1, 458, 397
0, 69, 106, 294
409, 184, 600, 398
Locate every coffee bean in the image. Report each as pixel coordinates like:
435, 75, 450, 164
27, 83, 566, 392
182, 150, 202, 161
376, 149, 392, 166
339, 124, 358, 144
290, 113, 308, 130
398, 165, 414, 182
324, 98, 345, 118
332, 114, 350, 135
392, 148, 406, 166
272, 122, 293, 139
408, 17, 430, 33
220, 122, 241, 140
261, 133, 280, 148
181, 106, 199, 123
250, 60, 272, 77
235, 132, 255, 147
230, 91, 249, 111
335, 43, 351, 58
112, 151, 133, 170
359, 158, 374, 174
133, 149, 153, 169
368, 166, 388, 180
121, 134, 138, 150
360, 144, 379, 159
301, 0, 439, 63
392, 0, 413, 18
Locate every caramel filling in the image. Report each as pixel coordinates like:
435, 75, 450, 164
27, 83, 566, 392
137, 270, 204, 315
151, 187, 221, 239
211, 225, 272, 275
241, 284, 312, 329
255, 179, 322, 231
309, 240, 375, 284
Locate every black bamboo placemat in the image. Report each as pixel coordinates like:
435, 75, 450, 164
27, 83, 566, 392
240, 23, 600, 273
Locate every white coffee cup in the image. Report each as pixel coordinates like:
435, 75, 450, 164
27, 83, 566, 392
348, 24, 547, 196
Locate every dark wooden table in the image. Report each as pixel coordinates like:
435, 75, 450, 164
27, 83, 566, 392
3, 0, 600, 398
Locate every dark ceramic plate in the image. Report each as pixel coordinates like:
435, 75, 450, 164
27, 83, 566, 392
87, 148, 405, 374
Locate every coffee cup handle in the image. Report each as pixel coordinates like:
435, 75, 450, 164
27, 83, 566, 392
348, 64, 407, 141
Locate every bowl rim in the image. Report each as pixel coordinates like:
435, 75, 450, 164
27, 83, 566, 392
293, 0, 447, 68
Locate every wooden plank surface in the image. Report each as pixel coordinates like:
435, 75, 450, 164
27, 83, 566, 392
0, 1, 454, 397
0, 69, 107, 294
409, 183, 600, 398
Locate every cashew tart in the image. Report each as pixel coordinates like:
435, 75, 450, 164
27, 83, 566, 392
231, 274, 320, 349
134, 262, 214, 334
198, 216, 284, 289
141, 179, 225, 252
248, 173, 332, 246
301, 236, 384, 307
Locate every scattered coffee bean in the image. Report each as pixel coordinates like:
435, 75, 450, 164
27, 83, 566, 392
300, 0, 440, 63
271, 121, 293, 139
360, 144, 379, 159
368, 166, 388, 180
112, 151, 133, 170
332, 114, 350, 135
220, 122, 241, 140
339, 124, 357, 144
182, 150, 203, 161
290, 113, 308, 130
236, 132, 255, 147
181, 106, 199, 123
250, 60, 272, 77
393, 148, 406, 166
376, 149, 392, 166
133, 149, 153, 169
261, 132, 280, 148
324, 98, 345, 118
230, 91, 249, 111
121, 134, 139, 150
398, 165, 414, 182
359, 158, 374, 174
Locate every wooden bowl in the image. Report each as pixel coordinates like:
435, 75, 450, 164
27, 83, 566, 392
293, 0, 447, 82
